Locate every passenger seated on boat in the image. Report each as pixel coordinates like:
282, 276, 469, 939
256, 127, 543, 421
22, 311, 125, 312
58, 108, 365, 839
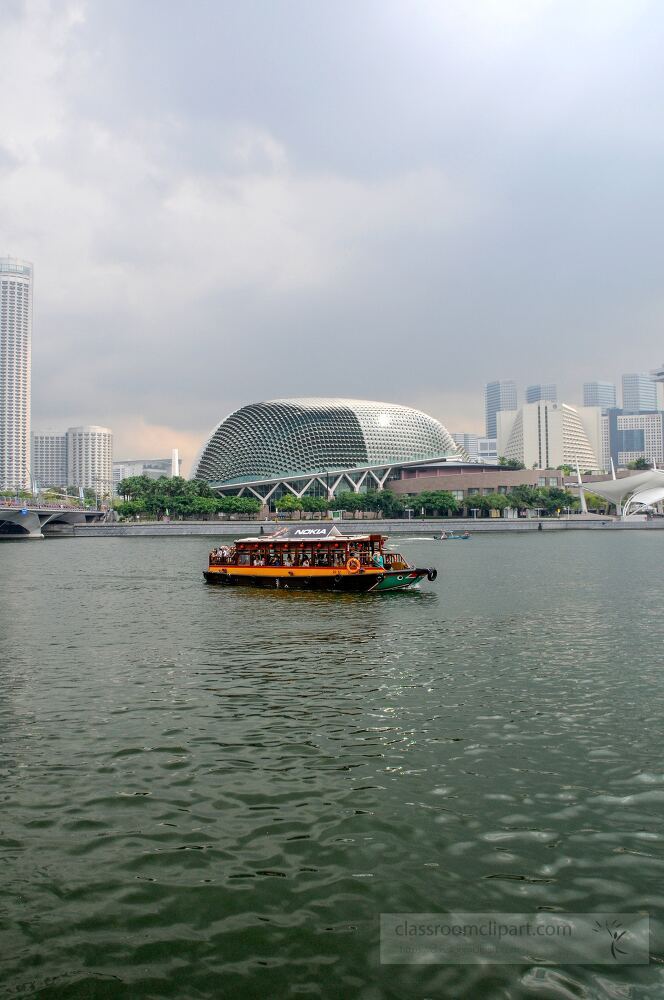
301, 556, 310, 567
254, 556, 265, 566
372, 551, 385, 568
283, 554, 292, 566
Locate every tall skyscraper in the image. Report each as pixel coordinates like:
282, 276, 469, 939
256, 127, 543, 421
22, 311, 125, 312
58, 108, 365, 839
484, 380, 517, 439
526, 383, 557, 404
67, 426, 113, 494
622, 373, 657, 413
583, 381, 617, 414
31, 431, 68, 487
0, 258, 33, 490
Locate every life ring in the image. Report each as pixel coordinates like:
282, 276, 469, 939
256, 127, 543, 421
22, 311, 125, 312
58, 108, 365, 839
346, 557, 361, 573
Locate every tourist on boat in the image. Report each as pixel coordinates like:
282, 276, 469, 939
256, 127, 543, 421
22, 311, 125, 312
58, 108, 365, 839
301, 556, 310, 567
372, 550, 385, 568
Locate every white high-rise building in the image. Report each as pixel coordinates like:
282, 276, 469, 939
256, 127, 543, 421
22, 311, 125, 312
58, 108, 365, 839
484, 380, 517, 439
31, 431, 68, 487
67, 426, 113, 494
497, 402, 602, 471
0, 258, 33, 490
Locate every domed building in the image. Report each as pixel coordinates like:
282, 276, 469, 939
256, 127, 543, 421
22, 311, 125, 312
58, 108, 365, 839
192, 397, 462, 501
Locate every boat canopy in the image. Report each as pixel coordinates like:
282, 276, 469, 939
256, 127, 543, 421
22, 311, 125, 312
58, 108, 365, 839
232, 523, 381, 544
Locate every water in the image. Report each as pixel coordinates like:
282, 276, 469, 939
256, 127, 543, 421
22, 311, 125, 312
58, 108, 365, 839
1, 532, 663, 999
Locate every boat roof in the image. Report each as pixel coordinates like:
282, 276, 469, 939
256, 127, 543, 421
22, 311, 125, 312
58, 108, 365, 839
233, 523, 384, 543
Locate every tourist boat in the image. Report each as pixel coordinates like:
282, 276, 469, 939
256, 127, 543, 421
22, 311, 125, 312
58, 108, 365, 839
436, 531, 471, 540
204, 524, 437, 592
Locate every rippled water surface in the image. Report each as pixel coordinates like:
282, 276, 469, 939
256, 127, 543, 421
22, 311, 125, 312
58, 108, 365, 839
1, 532, 664, 999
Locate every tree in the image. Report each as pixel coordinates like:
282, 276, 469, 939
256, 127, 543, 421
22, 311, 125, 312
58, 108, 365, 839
484, 493, 510, 513
334, 490, 364, 514
584, 491, 609, 513
498, 457, 526, 470
627, 456, 650, 470
275, 494, 304, 513
300, 496, 328, 513
416, 490, 460, 516
506, 485, 541, 511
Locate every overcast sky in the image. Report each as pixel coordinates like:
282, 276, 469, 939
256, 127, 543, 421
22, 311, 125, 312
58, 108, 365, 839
3, 0, 664, 469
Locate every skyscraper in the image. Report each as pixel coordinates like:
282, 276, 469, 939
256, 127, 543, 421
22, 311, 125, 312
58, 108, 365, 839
0, 258, 32, 491
31, 431, 68, 487
484, 380, 517, 439
622, 373, 657, 413
583, 381, 617, 414
67, 426, 113, 494
526, 383, 557, 404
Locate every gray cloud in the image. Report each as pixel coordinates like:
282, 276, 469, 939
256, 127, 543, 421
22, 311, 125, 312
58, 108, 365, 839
3, 0, 664, 466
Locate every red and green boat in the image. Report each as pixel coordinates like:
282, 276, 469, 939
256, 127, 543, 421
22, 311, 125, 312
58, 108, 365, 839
203, 524, 437, 593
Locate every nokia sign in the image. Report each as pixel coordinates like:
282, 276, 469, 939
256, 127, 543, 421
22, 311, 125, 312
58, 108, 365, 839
273, 524, 342, 540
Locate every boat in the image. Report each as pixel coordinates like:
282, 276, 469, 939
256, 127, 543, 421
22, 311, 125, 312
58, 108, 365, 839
435, 531, 471, 540
203, 524, 437, 592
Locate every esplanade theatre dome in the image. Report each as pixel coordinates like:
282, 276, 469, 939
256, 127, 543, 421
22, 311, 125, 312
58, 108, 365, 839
192, 398, 460, 489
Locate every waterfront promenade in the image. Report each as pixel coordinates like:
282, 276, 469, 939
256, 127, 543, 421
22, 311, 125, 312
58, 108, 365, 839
43, 514, 664, 538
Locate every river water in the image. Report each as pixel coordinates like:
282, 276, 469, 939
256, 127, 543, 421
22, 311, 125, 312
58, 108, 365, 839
1, 533, 663, 999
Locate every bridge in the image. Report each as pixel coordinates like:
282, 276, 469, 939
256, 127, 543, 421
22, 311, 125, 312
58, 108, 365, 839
0, 502, 106, 538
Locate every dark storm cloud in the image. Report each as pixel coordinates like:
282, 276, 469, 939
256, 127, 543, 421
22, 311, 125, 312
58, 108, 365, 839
3, 0, 664, 463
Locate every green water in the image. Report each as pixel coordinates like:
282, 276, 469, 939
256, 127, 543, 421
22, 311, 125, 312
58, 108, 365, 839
1, 533, 663, 999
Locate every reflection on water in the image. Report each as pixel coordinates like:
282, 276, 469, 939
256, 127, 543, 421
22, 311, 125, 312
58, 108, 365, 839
1, 533, 663, 998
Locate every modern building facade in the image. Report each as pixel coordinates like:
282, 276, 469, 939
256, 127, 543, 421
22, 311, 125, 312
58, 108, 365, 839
193, 398, 462, 502
0, 258, 32, 491
451, 432, 479, 461
31, 431, 68, 487
526, 383, 557, 404
622, 373, 657, 413
67, 426, 113, 493
583, 381, 617, 414
477, 437, 498, 465
497, 401, 602, 471
391, 464, 564, 503
601, 409, 664, 469
484, 380, 517, 439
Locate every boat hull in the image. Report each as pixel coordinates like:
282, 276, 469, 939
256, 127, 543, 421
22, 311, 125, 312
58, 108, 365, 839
203, 567, 434, 592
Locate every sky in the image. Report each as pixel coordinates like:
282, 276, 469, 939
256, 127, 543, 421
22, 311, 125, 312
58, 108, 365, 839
3, 0, 664, 471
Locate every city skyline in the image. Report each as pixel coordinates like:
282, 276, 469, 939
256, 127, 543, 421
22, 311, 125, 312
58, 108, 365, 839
4, 2, 664, 472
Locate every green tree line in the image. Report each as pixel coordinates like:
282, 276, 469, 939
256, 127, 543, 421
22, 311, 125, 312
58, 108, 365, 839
115, 476, 261, 519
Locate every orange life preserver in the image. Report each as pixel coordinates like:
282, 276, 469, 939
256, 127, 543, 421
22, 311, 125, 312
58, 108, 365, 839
346, 557, 361, 573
